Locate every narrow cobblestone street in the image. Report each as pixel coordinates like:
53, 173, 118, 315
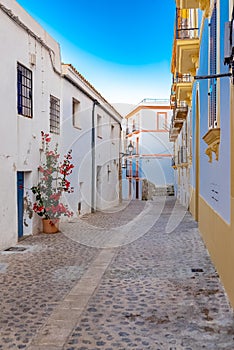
0, 198, 234, 350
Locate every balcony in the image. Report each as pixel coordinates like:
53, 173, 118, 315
174, 102, 188, 121
169, 114, 183, 142
169, 125, 180, 142
176, 0, 210, 15
170, 93, 176, 109
173, 73, 193, 105
175, 9, 200, 75
176, 0, 199, 9
176, 36, 199, 75
170, 81, 177, 109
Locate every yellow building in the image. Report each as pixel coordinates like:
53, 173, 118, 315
170, 0, 234, 307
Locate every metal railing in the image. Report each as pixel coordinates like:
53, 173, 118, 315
176, 27, 199, 40
173, 73, 192, 84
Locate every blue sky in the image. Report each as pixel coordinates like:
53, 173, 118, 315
17, 0, 175, 107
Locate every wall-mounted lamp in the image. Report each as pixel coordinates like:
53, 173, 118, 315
120, 141, 135, 168
120, 141, 134, 158
127, 141, 134, 155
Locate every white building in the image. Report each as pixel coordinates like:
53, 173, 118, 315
123, 99, 174, 200
0, 0, 122, 250
61, 64, 122, 214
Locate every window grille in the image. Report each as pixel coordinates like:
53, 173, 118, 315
17, 63, 33, 117
50, 95, 60, 134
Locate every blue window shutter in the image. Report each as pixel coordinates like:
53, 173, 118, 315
209, 1, 217, 128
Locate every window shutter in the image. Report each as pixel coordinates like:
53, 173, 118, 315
209, 1, 217, 128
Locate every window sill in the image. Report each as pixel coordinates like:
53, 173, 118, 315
18, 114, 33, 119
202, 128, 220, 163
73, 125, 82, 130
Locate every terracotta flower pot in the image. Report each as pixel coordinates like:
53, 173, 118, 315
42, 219, 59, 234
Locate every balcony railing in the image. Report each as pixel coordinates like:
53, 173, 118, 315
173, 73, 192, 84
176, 27, 199, 39
170, 93, 176, 109
169, 127, 180, 141
176, 8, 199, 40
175, 102, 188, 120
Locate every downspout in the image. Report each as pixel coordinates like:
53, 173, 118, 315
119, 127, 122, 203
91, 100, 99, 213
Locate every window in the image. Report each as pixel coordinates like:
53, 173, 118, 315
111, 124, 115, 144
17, 63, 33, 117
97, 115, 102, 138
72, 98, 81, 128
136, 137, 139, 155
50, 95, 60, 134
126, 160, 132, 178
209, 1, 217, 128
157, 112, 167, 130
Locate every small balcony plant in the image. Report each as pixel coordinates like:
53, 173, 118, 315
31, 131, 74, 233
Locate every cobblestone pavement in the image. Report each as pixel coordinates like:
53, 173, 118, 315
0, 197, 234, 350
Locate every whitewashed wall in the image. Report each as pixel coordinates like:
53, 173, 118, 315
61, 66, 122, 215
0, 1, 122, 250
0, 0, 62, 249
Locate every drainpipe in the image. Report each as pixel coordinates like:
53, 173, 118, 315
119, 127, 123, 203
91, 100, 99, 213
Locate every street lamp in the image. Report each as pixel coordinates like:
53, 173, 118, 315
119, 141, 134, 169
127, 141, 134, 155
120, 141, 134, 159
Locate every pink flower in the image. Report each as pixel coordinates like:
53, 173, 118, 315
31, 132, 74, 219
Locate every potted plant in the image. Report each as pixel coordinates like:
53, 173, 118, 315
31, 131, 74, 233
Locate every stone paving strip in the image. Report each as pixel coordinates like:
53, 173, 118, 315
27, 249, 116, 350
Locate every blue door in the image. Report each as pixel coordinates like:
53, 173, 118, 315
17, 172, 24, 239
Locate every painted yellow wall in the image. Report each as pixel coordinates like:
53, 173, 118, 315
189, 189, 234, 307
189, 186, 196, 219
197, 196, 234, 308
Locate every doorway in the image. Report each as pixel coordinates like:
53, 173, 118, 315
17, 172, 24, 239
96, 166, 102, 210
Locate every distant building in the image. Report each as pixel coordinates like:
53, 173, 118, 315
0, 0, 122, 250
123, 99, 174, 200
170, 0, 234, 307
